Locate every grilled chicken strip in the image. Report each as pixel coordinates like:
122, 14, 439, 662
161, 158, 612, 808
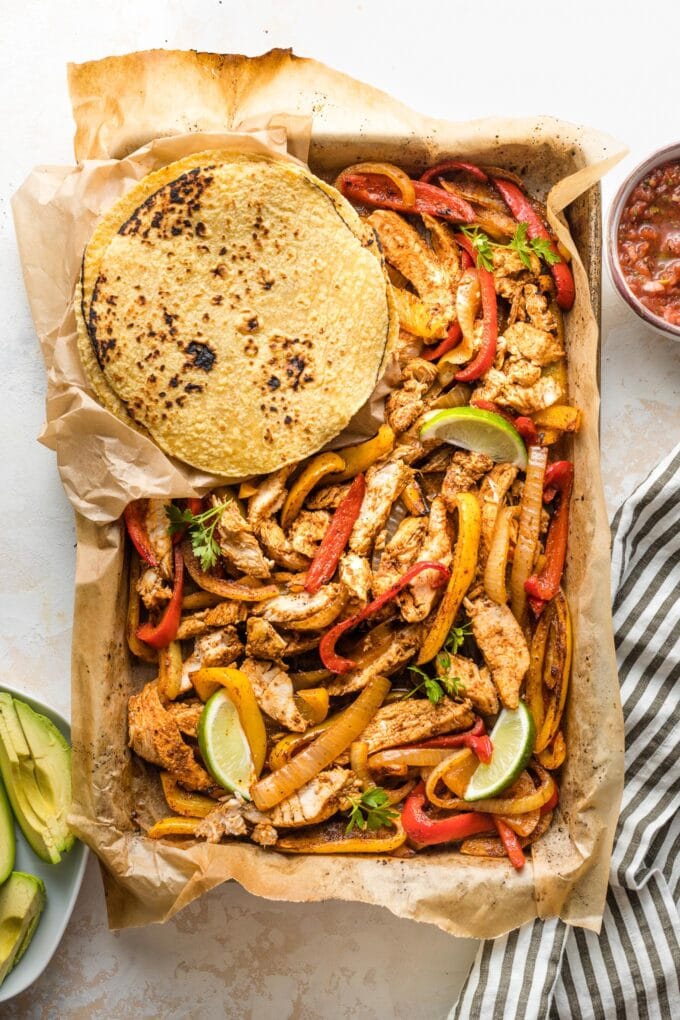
357, 698, 475, 755
305, 483, 350, 511
245, 618, 288, 660
143, 499, 174, 579
372, 517, 427, 598
258, 519, 310, 571
478, 464, 519, 569
435, 655, 499, 716
349, 459, 412, 556
213, 496, 273, 579
165, 700, 204, 739
247, 465, 297, 529
399, 497, 452, 623
474, 368, 564, 414
128, 683, 213, 791
268, 769, 360, 828
338, 552, 372, 604
464, 596, 530, 709
288, 510, 331, 559
176, 600, 248, 640
326, 623, 422, 696
181, 627, 243, 687
385, 359, 439, 434
254, 583, 345, 631
136, 568, 171, 611
441, 451, 493, 510
240, 657, 307, 732
502, 322, 565, 365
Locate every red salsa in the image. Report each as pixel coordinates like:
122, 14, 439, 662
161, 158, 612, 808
617, 160, 680, 326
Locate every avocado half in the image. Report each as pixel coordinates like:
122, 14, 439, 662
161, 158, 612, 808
0, 872, 46, 987
0, 694, 73, 864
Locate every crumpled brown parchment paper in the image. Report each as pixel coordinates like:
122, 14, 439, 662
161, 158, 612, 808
12, 48, 625, 937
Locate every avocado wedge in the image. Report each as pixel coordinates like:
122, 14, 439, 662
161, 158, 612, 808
0, 777, 14, 884
0, 695, 73, 864
0, 872, 46, 987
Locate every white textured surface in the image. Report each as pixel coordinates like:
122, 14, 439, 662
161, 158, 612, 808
2, 1, 679, 1016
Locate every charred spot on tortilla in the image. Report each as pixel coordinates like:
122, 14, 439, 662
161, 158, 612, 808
184, 342, 216, 372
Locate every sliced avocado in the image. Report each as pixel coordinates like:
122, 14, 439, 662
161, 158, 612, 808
0, 695, 73, 864
0, 872, 46, 987
0, 776, 15, 884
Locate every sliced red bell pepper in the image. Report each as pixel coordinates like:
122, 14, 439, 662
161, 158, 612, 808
123, 499, 159, 567
455, 263, 498, 382
420, 160, 489, 184
136, 545, 184, 649
491, 177, 575, 311
525, 460, 573, 610
470, 399, 539, 445
186, 498, 203, 515
319, 561, 450, 673
422, 322, 462, 361
305, 474, 366, 594
494, 817, 526, 870
411, 719, 493, 764
402, 783, 494, 846
340, 173, 475, 224
543, 460, 572, 502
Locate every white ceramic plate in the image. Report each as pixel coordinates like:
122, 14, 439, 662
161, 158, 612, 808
0, 683, 88, 1003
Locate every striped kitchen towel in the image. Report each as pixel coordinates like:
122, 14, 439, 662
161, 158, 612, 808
450, 442, 680, 1020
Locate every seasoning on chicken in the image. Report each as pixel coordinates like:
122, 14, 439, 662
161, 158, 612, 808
326, 623, 422, 696
357, 698, 475, 754
464, 595, 530, 709
305, 483, 351, 511
245, 618, 288, 661
247, 465, 297, 529
435, 655, 499, 716
214, 496, 273, 579
255, 583, 346, 630
372, 517, 427, 598
136, 567, 172, 611
399, 497, 452, 622
441, 451, 494, 510
240, 658, 307, 732
257, 519, 310, 571
181, 627, 244, 687
128, 683, 213, 791
165, 700, 204, 739
288, 510, 331, 559
478, 464, 519, 568
385, 359, 439, 434
268, 769, 360, 828
143, 499, 174, 578
338, 552, 372, 604
176, 601, 248, 640
349, 459, 412, 556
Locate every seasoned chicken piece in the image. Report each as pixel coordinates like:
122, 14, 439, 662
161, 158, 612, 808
520, 284, 560, 333
128, 683, 213, 790
245, 618, 288, 660
254, 583, 345, 630
503, 322, 564, 365
326, 623, 422, 696
435, 655, 499, 716
385, 358, 439, 434
240, 658, 307, 732
441, 451, 493, 510
392, 423, 442, 466
195, 798, 251, 841
393, 328, 425, 368
251, 822, 279, 846
491, 247, 540, 301
464, 596, 530, 709
247, 465, 297, 529
214, 496, 272, 579
368, 210, 454, 339
399, 497, 452, 623
165, 699, 204, 739
176, 601, 248, 640
422, 214, 461, 287
372, 517, 427, 598
419, 447, 454, 474
338, 552, 372, 604
288, 510, 331, 559
143, 499, 174, 579
136, 568, 171, 611
473, 367, 563, 414
349, 459, 412, 556
258, 518, 310, 571
182, 627, 243, 687
357, 698, 475, 754
269, 769, 360, 828
479, 464, 519, 568
305, 483, 350, 511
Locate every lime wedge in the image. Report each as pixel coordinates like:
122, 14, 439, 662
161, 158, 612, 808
420, 407, 528, 470
197, 689, 255, 799
464, 702, 535, 800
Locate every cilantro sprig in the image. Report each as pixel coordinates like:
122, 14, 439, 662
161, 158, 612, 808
166, 500, 231, 571
461, 222, 560, 272
345, 787, 399, 834
403, 664, 465, 705
459, 226, 495, 272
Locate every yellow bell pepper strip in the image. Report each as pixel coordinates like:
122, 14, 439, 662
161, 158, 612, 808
532, 405, 582, 433
181, 591, 222, 611
126, 552, 157, 664
290, 668, 332, 690
327, 425, 395, 483
537, 731, 566, 770
400, 479, 428, 516
535, 426, 562, 446
182, 538, 278, 601
510, 445, 548, 624
158, 640, 183, 701
281, 452, 346, 531
417, 492, 481, 664
148, 817, 201, 839
320, 561, 450, 673
137, 546, 184, 650
526, 606, 552, 735
294, 688, 330, 725
159, 772, 216, 818
535, 593, 572, 752
190, 667, 267, 775
425, 748, 484, 807
276, 818, 407, 854
304, 474, 366, 594
238, 481, 260, 499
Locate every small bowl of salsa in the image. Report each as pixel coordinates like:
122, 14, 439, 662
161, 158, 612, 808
608, 143, 680, 339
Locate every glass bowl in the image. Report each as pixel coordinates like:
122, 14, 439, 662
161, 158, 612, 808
606, 141, 680, 341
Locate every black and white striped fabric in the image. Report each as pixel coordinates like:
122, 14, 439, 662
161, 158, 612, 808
450, 443, 680, 1020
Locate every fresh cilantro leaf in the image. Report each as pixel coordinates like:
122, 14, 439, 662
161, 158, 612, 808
424, 677, 444, 704
529, 235, 560, 265
509, 222, 534, 269
165, 499, 231, 571
460, 226, 495, 272
345, 787, 399, 834
436, 650, 451, 672
440, 674, 466, 697
443, 621, 472, 656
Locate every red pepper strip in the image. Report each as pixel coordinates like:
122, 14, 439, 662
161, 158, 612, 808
123, 500, 159, 567
470, 399, 538, 446
305, 475, 366, 594
541, 787, 560, 814
319, 561, 450, 673
491, 177, 575, 311
422, 322, 462, 361
494, 817, 526, 870
412, 720, 493, 764
402, 783, 494, 846
340, 174, 476, 224
543, 461, 573, 502
420, 160, 489, 184
187, 498, 203, 515
455, 264, 498, 382
136, 545, 184, 649
524, 461, 573, 608
455, 232, 476, 262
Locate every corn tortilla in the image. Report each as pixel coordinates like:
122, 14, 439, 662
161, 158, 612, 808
80, 151, 396, 475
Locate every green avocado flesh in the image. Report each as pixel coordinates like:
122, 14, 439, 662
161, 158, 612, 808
0, 777, 15, 884
0, 694, 73, 864
0, 872, 46, 987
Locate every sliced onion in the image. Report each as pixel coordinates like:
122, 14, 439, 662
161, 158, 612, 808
448, 763, 555, 815
425, 749, 477, 807
251, 676, 391, 810
484, 505, 515, 604
368, 747, 454, 772
509, 446, 548, 623
182, 540, 279, 602
427, 383, 472, 411
384, 779, 416, 806
456, 268, 481, 349
350, 741, 371, 789
335, 163, 416, 208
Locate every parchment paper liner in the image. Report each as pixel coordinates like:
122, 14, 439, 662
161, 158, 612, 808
12, 49, 625, 937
